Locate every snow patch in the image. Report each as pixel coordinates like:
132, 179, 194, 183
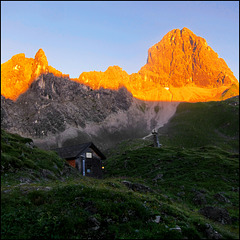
13, 65, 20, 71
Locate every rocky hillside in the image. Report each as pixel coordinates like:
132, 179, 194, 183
1, 28, 239, 102
1, 73, 179, 150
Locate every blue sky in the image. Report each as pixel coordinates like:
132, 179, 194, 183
1, 1, 239, 80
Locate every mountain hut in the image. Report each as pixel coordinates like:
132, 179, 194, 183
53, 142, 106, 178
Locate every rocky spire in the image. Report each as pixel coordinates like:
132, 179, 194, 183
34, 49, 48, 67
31, 48, 49, 80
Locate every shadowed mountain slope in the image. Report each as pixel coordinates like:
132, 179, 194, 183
1, 73, 179, 150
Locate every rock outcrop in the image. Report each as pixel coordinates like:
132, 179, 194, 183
199, 206, 232, 225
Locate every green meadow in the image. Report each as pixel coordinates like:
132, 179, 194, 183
1, 96, 239, 239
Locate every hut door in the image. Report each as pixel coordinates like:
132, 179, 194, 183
81, 155, 86, 176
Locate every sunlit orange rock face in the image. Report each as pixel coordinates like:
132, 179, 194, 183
1, 49, 69, 100
78, 66, 129, 90
77, 27, 239, 101
1, 27, 239, 102
139, 28, 237, 88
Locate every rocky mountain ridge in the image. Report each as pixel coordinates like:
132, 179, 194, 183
1, 27, 239, 102
77, 27, 238, 101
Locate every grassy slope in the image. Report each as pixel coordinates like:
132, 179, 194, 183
1, 129, 78, 184
158, 96, 239, 152
1, 96, 239, 239
104, 145, 239, 220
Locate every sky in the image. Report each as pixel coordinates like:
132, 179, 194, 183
1, 1, 239, 80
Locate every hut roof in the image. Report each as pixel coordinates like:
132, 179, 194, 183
52, 142, 106, 160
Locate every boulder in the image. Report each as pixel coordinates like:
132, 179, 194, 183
199, 206, 232, 224
192, 191, 207, 206
204, 223, 223, 239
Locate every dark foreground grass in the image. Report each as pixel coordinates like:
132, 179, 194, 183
104, 144, 239, 238
2, 139, 239, 239
2, 176, 237, 239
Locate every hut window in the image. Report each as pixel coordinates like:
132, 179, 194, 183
86, 152, 92, 158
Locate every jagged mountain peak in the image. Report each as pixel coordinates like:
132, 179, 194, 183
138, 27, 238, 89
34, 48, 48, 65
1, 49, 69, 100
